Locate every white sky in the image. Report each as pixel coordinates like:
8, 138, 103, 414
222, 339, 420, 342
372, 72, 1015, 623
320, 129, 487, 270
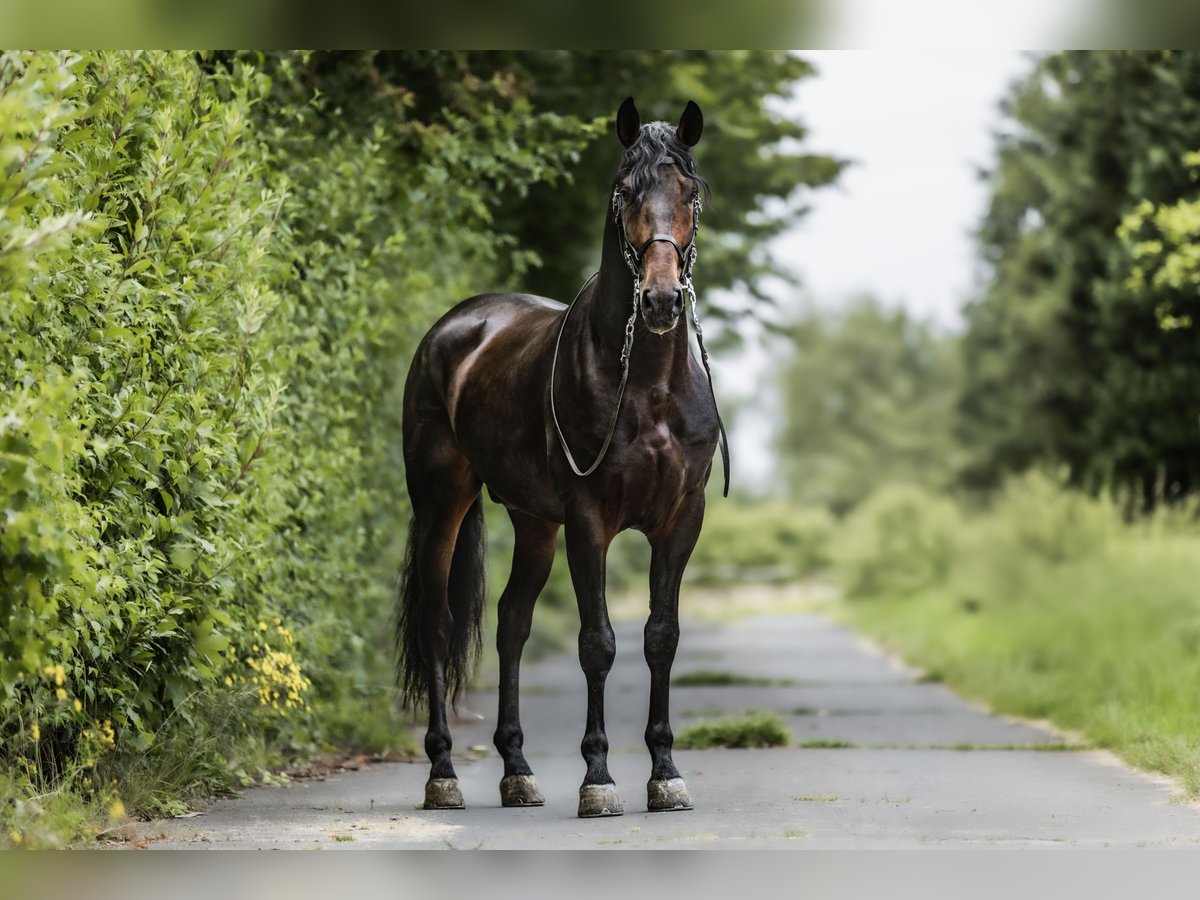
715, 50, 1038, 492
777, 50, 1035, 329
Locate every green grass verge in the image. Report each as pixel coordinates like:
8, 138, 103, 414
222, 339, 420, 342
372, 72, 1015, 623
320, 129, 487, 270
840, 533, 1200, 795
674, 711, 791, 749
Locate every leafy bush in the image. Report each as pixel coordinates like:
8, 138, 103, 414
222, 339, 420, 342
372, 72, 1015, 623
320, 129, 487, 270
0, 50, 599, 845
2, 54, 291, 834
835, 483, 961, 599
689, 500, 834, 584
983, 470, 1119, 565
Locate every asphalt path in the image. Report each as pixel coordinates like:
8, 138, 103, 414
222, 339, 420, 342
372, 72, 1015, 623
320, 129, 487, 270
140, 612, 1200, 849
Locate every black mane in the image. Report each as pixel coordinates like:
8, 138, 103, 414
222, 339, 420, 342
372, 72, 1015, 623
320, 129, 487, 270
615, 121, 710, 208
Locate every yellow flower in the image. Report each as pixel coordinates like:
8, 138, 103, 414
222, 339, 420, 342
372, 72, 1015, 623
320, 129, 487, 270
56, 688, 68, 701
73, 698, 83, 713
258, 621, 268, 631
108, 798, 126, 820
30, 723, 40, 741
9, 831, 21, 846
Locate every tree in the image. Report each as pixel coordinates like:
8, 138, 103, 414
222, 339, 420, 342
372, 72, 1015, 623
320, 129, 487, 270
295, 51, 844, 322
959, 51, 1200, 509
776, 299, 962, 515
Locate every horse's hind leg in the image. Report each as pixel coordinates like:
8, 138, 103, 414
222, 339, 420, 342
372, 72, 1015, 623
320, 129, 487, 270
403, 446, 482, 810
493, 510, 559, 807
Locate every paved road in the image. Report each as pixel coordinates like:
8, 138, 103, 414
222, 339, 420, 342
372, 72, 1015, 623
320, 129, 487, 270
142, 613, 1200, 848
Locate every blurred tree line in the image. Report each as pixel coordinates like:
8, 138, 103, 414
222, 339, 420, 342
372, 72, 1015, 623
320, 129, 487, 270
777, 51, 1200, 516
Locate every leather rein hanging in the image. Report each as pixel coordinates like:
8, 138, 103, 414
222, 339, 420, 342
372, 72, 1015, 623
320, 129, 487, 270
549, 186, 731, 497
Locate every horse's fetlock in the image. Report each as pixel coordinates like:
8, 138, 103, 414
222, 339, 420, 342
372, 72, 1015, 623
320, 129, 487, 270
425, 730, 452, 760
645, 721, 674, 748
581, 732, 610, 759
493, 723, 524, 753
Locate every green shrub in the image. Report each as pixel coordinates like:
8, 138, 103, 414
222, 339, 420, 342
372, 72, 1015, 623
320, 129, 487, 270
835, 483, 961, 599
1, 53, 291, 816
0, 50, 600, 845
984, 470, 1119, 565
944, 471, 1122, 604
688, 501, 834, 585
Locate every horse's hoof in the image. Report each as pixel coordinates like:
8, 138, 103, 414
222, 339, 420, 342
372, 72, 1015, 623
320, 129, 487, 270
578, 783, 624, 818
423, 777, 465, 809
500, 774, 545, 807
647, 777, 694, 812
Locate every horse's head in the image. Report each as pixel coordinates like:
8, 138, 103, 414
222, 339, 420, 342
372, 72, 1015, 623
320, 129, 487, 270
613, 97, 708, 335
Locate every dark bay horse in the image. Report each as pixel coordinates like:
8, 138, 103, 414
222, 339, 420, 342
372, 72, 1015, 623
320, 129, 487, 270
396, 97, 727, 818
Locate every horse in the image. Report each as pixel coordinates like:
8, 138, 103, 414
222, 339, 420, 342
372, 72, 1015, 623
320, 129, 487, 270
396, 96, 728, 818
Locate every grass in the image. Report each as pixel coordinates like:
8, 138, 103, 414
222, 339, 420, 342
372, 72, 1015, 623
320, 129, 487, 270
929, 742, 1086, 752
2, 685, 418, 848
674, 711, 791, 749
672, 669, 795, 688
797, 738, 858, 749
840, 531, 1200, 795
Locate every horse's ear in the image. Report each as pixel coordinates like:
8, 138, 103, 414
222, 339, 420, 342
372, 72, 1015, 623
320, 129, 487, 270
616, 97, 640, 148
676, 100, 703, 147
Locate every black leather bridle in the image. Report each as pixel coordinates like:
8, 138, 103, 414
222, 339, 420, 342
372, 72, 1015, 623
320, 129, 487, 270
548, 183, 730, 497
612, 185, 701, 284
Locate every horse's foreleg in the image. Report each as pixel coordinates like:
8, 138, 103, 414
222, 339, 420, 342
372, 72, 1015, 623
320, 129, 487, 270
494, 511, 559, 807
644, 490, 705, 812
565, 512, 622, 817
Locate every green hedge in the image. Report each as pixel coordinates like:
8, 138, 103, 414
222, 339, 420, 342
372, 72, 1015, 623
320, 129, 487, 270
0, 51, 597, 844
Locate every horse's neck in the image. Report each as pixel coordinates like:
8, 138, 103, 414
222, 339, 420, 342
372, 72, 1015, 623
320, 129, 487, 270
576, 270, 689, 392
570, 216, 686, 384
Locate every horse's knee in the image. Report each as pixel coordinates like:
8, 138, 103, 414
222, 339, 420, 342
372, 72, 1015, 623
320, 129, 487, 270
578, 624, 616, 676
643, 619, 679, 666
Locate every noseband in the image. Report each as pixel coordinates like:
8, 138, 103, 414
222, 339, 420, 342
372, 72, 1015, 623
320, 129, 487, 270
549, 185, 731, 496
613, 186, 700, 286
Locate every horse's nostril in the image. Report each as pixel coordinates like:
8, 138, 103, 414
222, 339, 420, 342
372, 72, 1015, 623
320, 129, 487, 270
643, 289, 684, 317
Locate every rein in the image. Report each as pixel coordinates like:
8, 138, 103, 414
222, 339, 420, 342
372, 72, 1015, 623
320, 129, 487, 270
549, 187, 731, 497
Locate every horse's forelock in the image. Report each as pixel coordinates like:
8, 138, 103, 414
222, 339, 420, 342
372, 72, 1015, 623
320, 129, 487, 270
616, 120, 710, 208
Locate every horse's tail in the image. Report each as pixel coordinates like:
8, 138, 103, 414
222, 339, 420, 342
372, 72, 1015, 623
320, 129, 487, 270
395, 496, 487, 710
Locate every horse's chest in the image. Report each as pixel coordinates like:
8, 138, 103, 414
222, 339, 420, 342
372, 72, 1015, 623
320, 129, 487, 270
618, 403, 698, 499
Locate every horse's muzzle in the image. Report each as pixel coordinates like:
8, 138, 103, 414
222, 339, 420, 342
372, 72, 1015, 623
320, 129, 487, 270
641, 287, 684, 334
